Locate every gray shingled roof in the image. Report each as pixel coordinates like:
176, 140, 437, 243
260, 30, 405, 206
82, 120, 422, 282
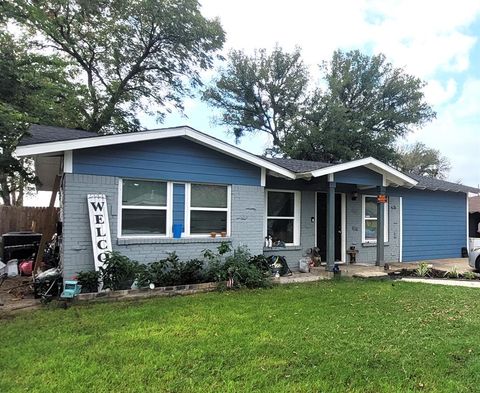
261, 157, 332, 172
18, 124, 97, 146
265, 156, 478, 194
19, 124, 478, 194
408, 173, 479, 194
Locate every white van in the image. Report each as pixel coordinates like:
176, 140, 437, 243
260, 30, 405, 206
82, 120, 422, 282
468, 238, 480, 270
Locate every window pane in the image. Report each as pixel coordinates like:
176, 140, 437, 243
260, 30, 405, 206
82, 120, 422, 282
122, 209, 166, 235
267, 218, 294, 244
191, 184, 227, 208
365, 197, 377, 218
190, 211, 227, 234
365, 219, 377, 240
268, 192, 295, 217
123, 180, 167, 206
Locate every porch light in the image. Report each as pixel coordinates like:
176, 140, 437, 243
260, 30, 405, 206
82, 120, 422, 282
351, 192, 358, 201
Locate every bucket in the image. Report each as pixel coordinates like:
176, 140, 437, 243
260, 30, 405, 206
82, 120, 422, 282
173, 224, 183, 239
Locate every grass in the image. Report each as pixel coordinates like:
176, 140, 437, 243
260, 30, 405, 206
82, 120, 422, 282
2, 279, 480, 393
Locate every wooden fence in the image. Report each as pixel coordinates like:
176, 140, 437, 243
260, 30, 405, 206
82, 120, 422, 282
0, 206, 60, 236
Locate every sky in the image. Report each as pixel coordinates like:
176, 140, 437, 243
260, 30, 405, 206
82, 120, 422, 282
142, 0, 480, 188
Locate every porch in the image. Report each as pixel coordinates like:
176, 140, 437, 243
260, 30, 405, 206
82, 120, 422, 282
263, 159, 417, 271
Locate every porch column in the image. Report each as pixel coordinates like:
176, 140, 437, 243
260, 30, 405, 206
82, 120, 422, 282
376, 185, 386, 266
326, 176, 336, 271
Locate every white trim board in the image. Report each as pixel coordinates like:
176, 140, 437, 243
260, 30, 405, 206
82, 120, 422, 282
298, 157, 417, 187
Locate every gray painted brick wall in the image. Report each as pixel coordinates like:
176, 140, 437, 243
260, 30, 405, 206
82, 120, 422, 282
264, 192, 401, 269
62, 174, 264, 278
62, 173, 400, 278
345, 195, 401, 263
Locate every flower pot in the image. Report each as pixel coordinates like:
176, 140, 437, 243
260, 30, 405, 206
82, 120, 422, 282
220, 231, 227, 237
210, 232, 217, 238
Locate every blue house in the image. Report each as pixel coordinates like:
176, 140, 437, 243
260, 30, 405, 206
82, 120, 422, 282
16, 125, 477, 278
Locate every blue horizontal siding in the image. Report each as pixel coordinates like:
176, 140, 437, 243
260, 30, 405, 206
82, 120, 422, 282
73, 137, 261, 186
389, 187, 467, 261
335, 167, 382, 186
173, 183, 185, 232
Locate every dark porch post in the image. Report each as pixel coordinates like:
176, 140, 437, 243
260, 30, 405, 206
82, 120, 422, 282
326, 176, 336, 271
376, 185, 386, 266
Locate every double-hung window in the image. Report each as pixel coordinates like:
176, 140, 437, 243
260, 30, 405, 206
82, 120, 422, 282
265, 190, 300, 245
186, 183, 231, 236
120, 179, 171, 237
362, 195, 388, 243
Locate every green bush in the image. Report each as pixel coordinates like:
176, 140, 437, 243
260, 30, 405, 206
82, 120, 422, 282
214, 246, 272, 290
463, 271, 477, 280
78, 243, 270, 293
444, 266, 459, 279
100, 251, 140, 290
148, 252, 206, 287
415, 262, 431, 277
76, 270, 101, 293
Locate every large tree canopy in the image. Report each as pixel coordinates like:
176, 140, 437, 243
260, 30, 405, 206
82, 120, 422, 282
204, 48, 436, 165
0, 31, 85, 205
203, 46, 310, 155
5, 0, 225, 133
397, 142, 451, 179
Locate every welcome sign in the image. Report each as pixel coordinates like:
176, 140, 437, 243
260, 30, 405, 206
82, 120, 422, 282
87, 194, 112, 271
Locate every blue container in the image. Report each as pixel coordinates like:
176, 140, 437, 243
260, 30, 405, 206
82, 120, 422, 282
173, 224, 183, 239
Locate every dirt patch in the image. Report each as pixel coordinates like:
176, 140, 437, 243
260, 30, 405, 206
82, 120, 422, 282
0, 275, 40, 313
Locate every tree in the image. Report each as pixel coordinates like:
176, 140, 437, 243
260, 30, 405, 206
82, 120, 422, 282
5, 0, 225, 134
287, 50, 436, 163
397, 142, 451, 179
203, 46, 310, 154
0, 31, 86, 205
204, 48, 436, 164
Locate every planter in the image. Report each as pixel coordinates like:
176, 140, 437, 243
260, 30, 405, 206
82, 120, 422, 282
210, 232, 217, 238
220, 231, 227, 237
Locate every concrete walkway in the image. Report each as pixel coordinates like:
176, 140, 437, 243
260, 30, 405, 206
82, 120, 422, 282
401, 277, 480, 288
276, 258, 474, 284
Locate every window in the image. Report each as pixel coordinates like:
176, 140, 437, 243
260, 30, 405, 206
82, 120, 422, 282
119, 179, 171, 237
362, 195, 388, 243
265, 190, 300, 245
186, 183, 230, 236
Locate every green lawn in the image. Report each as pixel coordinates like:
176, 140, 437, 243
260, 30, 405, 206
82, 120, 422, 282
2, 280, 480, 393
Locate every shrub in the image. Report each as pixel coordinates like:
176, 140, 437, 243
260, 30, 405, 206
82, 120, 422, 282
218, 246, 272, 290
100, 251, 140, 290
148, 253, 206, 287
135, 263, 154, 288
463, 271, 477, 280
415, 262, 431, 277
76, 270, 101, 293
444, 266, 459, 279
204, 242, 232, 282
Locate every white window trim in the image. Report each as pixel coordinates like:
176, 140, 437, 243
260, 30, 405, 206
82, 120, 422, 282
361, 194, 388, 243
184, 183, 231, 237
264, 189, 301, 246
117, 179, 173, 239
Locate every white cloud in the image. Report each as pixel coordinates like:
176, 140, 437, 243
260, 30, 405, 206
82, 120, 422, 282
200, 0, 480, 77
408, 79, 480, 186
424, 79, 457, 106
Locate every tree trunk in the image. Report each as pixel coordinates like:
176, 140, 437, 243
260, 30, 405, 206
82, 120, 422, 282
0, 175, 12, 206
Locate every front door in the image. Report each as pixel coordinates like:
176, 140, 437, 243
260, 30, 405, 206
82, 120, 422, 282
317, 193, 342, 262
